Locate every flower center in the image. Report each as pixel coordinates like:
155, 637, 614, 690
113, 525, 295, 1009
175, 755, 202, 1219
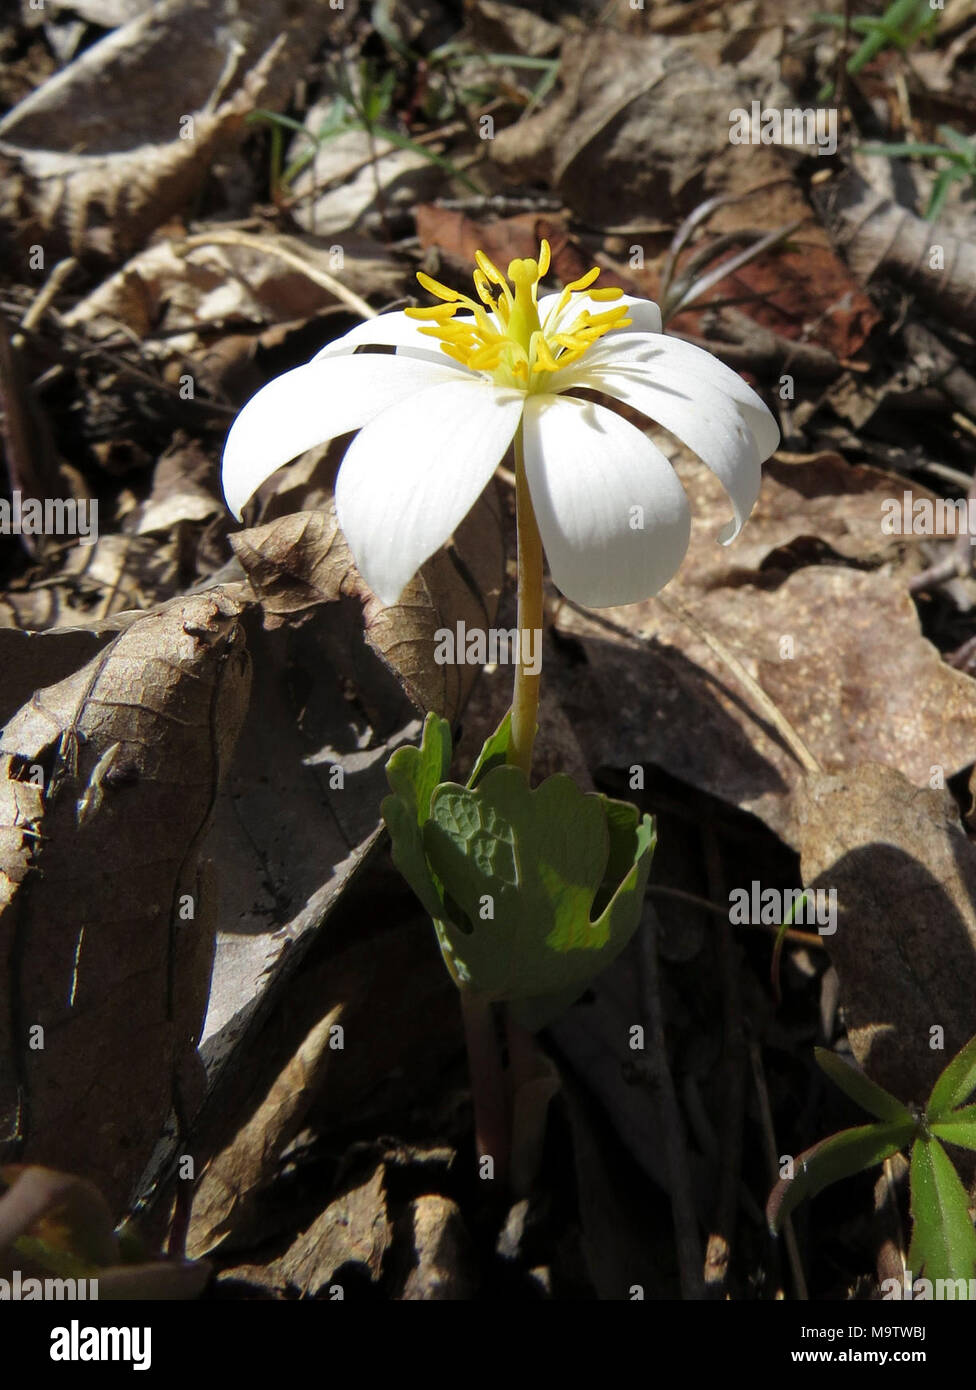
405, 239, 632, 391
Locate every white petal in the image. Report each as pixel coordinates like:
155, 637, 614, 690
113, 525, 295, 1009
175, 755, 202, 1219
335, 379, 524, 605
560, 331, 780, 459
315, 307, 487, 376
521, 394, 691, 607
221, 353, 460, 520
555, 359, 762, 544
314, 310, 456, 360
538, 290, 662, 338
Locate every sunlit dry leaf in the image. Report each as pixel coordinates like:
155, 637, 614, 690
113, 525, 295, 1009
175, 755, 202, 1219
0, 0, 325, 262
227, 1161, 391, 1298
799, 764, 976, 1105
815, 167, 976, 334
188, 1006, 344, 1258
0, 589, 251, 1211
398, 1195, 475, 1301
556, 452, 976, 846
231, 488, 505, 723
62, 234, 402, 353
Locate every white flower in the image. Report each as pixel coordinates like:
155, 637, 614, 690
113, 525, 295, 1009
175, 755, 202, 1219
221, 241, 779, 607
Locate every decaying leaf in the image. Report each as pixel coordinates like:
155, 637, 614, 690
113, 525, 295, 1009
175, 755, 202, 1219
491, 31, 778, 227
396, 1194, 474, 1301
61, 234, 402, 358
0, 0, 326, 262
290, 119, 446, 239
224, 1160, 392, 1297
231, 488, 506, 723
0, 589, 251, 1211
814, 167, 976, 333
556, 451, 976, 846
188, 1006, 344, 1257
799, 764, 976, 1105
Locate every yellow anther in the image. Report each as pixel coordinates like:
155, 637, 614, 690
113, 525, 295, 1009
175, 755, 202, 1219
475, 250, 509, 288
405, 303, 459, 321
410, 242, 626, 388
564, 266, 601, 295
472, 269, 496, 307
416, 271, 463, 302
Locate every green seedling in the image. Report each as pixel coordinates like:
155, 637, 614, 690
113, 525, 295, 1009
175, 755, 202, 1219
767, 1034, 976, 1293
813, 0, 938, 101
860, 125, 976, 220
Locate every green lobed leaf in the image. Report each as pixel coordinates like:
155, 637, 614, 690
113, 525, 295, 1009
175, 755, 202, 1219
423, 766, 654, 1025
908, 1136, 976, 1287
815, 1048, 913, 1124
766, 1122, 913, 1233
383, 716, 655, 1025
465, 711, 512, 790
926, 1032, 976, 1119
381, 712, 453, 924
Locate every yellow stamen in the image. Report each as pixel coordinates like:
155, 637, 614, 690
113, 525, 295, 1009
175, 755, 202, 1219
404, 302, 459, 321
410, 240, 628, 386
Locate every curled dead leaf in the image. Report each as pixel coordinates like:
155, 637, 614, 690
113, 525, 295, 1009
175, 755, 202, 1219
231, 489, 505, 723
0, 590, 251, 1211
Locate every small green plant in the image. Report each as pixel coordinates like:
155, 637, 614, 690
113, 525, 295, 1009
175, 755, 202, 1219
249, 56, 480, 203
860, 125, 976, 220
767, 1035, 976, 1295
813, 0, 938, 101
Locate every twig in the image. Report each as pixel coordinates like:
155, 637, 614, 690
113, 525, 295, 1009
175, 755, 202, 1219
749, 1038, 809, 1300
17, 256, 78, 337
638, 902, 706, 1299
702, 829, 746, 1298
647, 885, 825, 948
907, 466, 976, 594
178, 232, 377, 321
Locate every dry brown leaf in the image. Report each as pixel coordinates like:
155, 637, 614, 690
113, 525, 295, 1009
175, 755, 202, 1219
814, 167, 976, 334
556, 452, 976, 846
290, 116, 443, 239
491, 31, 781, 227
465, 0, 562, 58
231, 489, 505, 723
187, 1006, 343, 1258
397, 1195, 475, 1301
228, 1161, 392, 1298
61, 234, 402, 353
799, 764, 976, 1105
0, 0, 325, 262
0, 589, 251, 1211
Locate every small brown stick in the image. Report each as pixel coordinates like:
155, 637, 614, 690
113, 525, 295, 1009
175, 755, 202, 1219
178, 231, 377, 321
749, 1038, 809, 1300
648, 885, 825, 948
638, 903, 706, 1299
703, 828, 746, 1298
907, 467, 976, 595
17, 256, 78, 337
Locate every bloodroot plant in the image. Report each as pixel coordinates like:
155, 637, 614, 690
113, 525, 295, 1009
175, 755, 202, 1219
222, 240, 779, 1181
